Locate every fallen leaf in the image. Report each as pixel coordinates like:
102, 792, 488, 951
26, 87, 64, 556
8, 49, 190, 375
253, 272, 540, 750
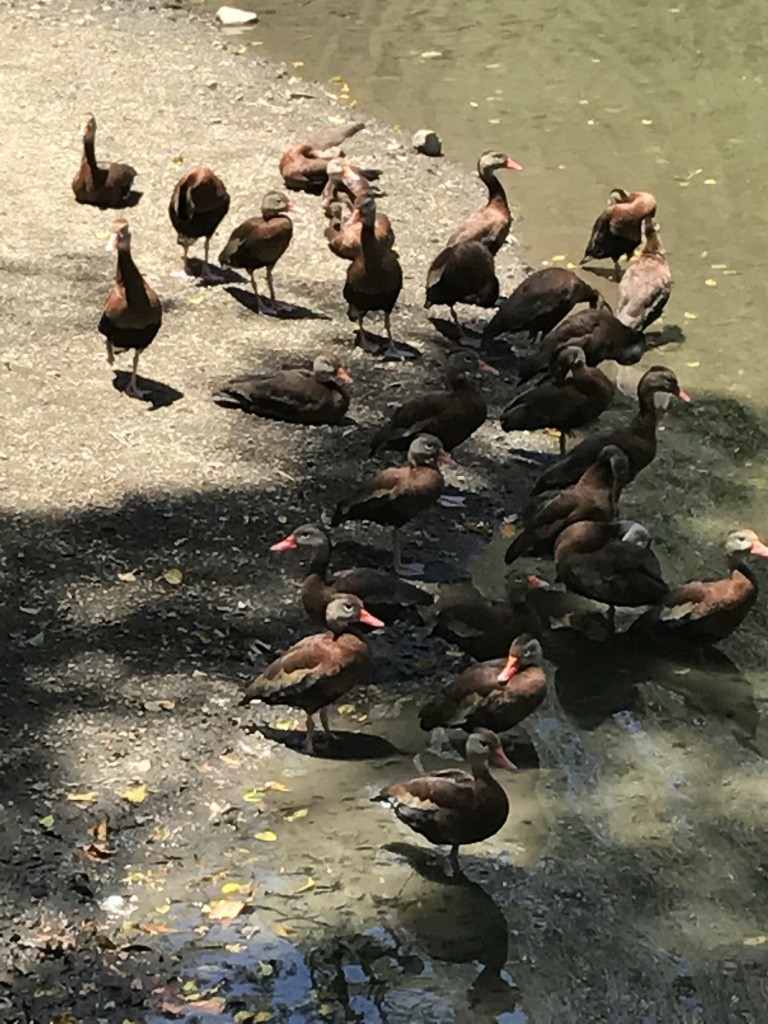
225, 942, 247, 954
52, 1015, 77, 1024
243, 788, 265, 803
284, 808, 308, 822
259, 961, 274, 977
170, 155, 184, 164
273, 922, 294, 938
121, 784, 148, 805
142, 921, 175, 935
39, 814, 55, 830
703, 178, 717, 185
683, 311, 698, 320
208, 898, 249, 922
685, 361, 701, 368
744, 935, 768, 946
117, 570, 137, 582
143, 699, 175, 712
274, 718, 295, 731
254, 830, 278, 843
221, 881, 248, 895
160, 995, 226, 1016
265, 780, 290, 792
420, 50, 442, 58
641, 118, 653, 125
155, 900, 172, 914
293, 876, 316, 894
704, 278, 717, 287
67, 791, 99, 804
164, 568, 183, 585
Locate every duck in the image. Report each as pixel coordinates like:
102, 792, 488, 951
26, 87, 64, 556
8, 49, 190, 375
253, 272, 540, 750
616, 217, 671, 332
369, 349, 498, 456
517, 308, 646, 384
419, 635, 546, 733
270, 522, 432, 625
580, 188, 658, 275
505, 444, 629, 564
445, 150, 523, 255
279, 122, 380, 194
343, 195, 404, 358
98, 220, 162, 399
500, 346, 615, 454
554, 519, 669, 629
72, 114, 137, 208
324, 162, 394, 261
632, 529, 768, 644
320, 157, 380, 216
168, 166, 230, 273
429, 572, 543, 660
483, 268, 608, 342
531, 365, 690, 495
218, 191, 296, 306
213, 351, 351, 424
240, 594, 383, 754
331, 433, 446, 577
373, 728, 515, 875
425, 242, 500, 327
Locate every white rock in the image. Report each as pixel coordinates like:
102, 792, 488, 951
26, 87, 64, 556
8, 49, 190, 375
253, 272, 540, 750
215, 6, 259, 26
412, 129, 443, 157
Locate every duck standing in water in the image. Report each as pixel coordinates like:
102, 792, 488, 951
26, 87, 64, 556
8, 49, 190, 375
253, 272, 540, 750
168, 166, 230, 277
240, 594, 383, 754
373, 728, 516, 876
218, 191, 296, 309
446, 150, 523, 254
616, 216, 672, 332
580, 188, 657, 276
72, 114, 137, 208
98, 219, 162, 399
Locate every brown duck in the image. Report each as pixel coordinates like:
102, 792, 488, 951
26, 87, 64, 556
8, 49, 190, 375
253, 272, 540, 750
580, 188, 658, 274
616, 217, 671, 332
332, 433, 446, 577
505, 444, 629, 564
324, 163, 395, 261
446, 150, 523, 255
218, 191, 296, 305
214, 351, 351, 424
168, 166, 230, 272
320, 157, 380, 216
279, 122, 380, 194
429, 573, 543, 660
240, 594, 383, 754
72, 114, 137, 208
98, 219, 162, 399
500, 346, 615, 454
270, 522, 432, 625
425, 241, 500, 327
369, 349, 498, 456
532, 365, 690, 495
484, 268, 607, 342
634, 530, 768, 644
373, 728, 515, 875
420, 634, 546, 733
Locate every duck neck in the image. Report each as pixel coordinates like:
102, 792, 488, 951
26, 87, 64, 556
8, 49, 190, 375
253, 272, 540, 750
116, 248, 146, 301
467, 751, 492, 781
306, 538, 333, 579
447, 371, 475, 393
727, 556, 759, 590
83, 135, 98, 175
630, 385, 660, 438
483, 169, 509, 211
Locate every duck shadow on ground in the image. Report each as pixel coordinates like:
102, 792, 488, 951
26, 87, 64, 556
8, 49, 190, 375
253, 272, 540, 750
225, 285, 331, 321
251, 724, 399, 759
111, 371, 184, 409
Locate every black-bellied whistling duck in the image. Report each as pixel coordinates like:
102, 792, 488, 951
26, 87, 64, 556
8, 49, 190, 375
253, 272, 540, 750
425, 242, 500, 327
446, 150, 523, 255
369, 349, 498, 456
279, 122, 380, 194
501, 346, 614, 454
532, 365, 690, 496
419, 634, 546, 733
483, 268, 608, 342
343, 195, 405, 359
634, 530, 768, 644
98, 219, 162, 399
373, 728, 515, 875
617, 217, 671, 332
332, 433, 447, 577
555, 520, 669, 629
324, 161, 394, 261
320, 157, 379, 216
72, 114, 137, 208
214, 351, 351, 425
505, 444, 629, 564
517, 309, 646, 384
168, 166, 230, 275
580, 188, 658, 275
270, 522, 432, 625
429, 572, 543, 660
240, 594, 383, 754
218, 191, 296, 307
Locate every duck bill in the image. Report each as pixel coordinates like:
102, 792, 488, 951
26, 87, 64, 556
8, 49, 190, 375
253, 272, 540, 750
490, 746, 518, 771
526, 574, 545, 589
270, 533, 298, 552
497, 655, 519, 682
750, 540, 768, 557
477, 358, 499, 375
336, 366, 353, 383
677, 388, 692, 403
105, 233, 119, 252
359, 607, 385, 628
347, 209, 362, 227
286, 200, 302, 214
505, 157, 523, 171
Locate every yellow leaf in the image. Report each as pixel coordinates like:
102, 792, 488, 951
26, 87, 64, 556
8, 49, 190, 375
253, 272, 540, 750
39, 815, 54, 829
208, 897, 249, 922
164, 568, 183, 585
683, 311, 698, 320
284, 808, 308, 822
641, 118, 653, 125
95, 230, 111, 241
273, 922, 294, 938
500, 522, 517, 539
243, 789, 265, 803
253, 1013, 273, 1023
155, 900, 172, 914
704, 278, 717, 287
255, 830, 278, 843
170, 155, 184, 164
259, 961, 274, 977
710, 263, 727, 270
232, 44, 247, 55
225, 942, 247, 953
52, 1016, 78, 1024
550, 254, 566, 262
274, 718, 295, 731
703, 178, 717, 185
121, 784, 148, 805
293, 876, 315, 894
336, 704, 354, 716
117, 571, 136, 582
329, 74, 345, 83
685, 361, 701, 368
265, 781, 290, 792
420, 50, 442, 58
67, 791, 98, 803
221, 881, 248, 895
743, 935, 768, 946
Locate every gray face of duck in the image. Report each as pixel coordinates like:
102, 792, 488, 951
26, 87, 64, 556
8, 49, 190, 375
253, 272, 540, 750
324, 593, 384, 632
724, 529, 768, 562
619, 520, 653, 548
504, 571, 533, 604
465, 728, 517, 771
478, 150, 523, 175
445, 348, 498, 382
407, 433, 445, 468
554, 344, 587, 381
312, 352, 352, 385
262, 190, 294, 218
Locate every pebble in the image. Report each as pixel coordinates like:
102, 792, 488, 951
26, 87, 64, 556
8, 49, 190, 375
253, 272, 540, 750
412, 129, 443, 157
215, 5, 259, 26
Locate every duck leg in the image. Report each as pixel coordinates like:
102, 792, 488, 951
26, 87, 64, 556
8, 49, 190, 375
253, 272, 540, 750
304, 713, 316, 755
265, 266, 277, 303
392, 527, 425, 578
122, 350, 148, 400
319, 706, 334, 740
559, 430, 568, 456
356, 315, 380, 356
106, 340, 115, 366
382, 312, 419, 362
607, 604, 616, 633
448, 844, 463, 878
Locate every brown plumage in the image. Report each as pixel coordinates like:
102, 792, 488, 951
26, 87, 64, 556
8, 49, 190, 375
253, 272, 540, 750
279, 123, 380, 194
343, 195, 403, 355
429, 573, 543, 660
616, 217, 672, 332
373, 728, 515, 875
98, 220, 162, 400
425, 242, 500, 326
240, 594, 383, 754
505, 445, 629, 564
72, 114, 137, 208
580, 188, 658, 273
331, 433, 446, 577
633, 530, 768, 644
270, 522, 432, 625
320, 157, 379, 216
420, 635, 545, 734
218, 191, 295, 303
484, 268, 607, 341
500, 346, 615, 453
369, 349, 498, 456
168, 166, 230, 268
213, 351, 351, 425
323, 160, 393, 260
445, 150, 523, 255
532, 365, 690, 496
